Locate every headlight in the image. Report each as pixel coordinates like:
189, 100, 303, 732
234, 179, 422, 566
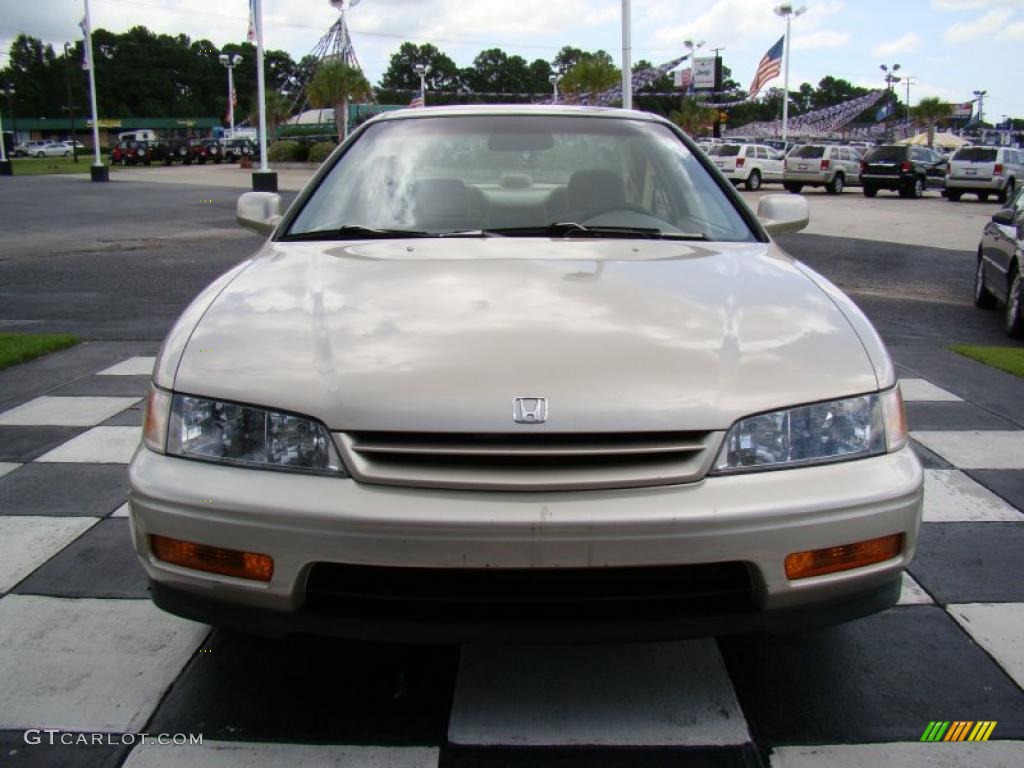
713, 387, 907, 474
165, 394, 346, 475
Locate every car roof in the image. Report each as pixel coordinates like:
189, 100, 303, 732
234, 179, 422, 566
372, 104, 670, 125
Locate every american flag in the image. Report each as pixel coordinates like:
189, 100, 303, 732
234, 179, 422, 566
247, 0, 257, 43
408, 93, 425, 109
748, 36, 784, 99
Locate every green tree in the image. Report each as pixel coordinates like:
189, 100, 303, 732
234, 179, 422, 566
913, 97, 954, 147
528, 58, 553, 94
468, 48, 531, 93
248, 89, 293, 140
379, 42, 462, 91
307, 60, 371, 141
670, 98, 717, 136
561, 57, 620, 101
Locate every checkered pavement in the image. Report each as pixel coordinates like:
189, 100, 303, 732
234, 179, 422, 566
1, 353, 1023, 768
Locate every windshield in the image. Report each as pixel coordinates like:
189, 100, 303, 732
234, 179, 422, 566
865, 146, 906, 162
286, 115, 755, 242
792, 146, 825, 159
707, 144, 741, 157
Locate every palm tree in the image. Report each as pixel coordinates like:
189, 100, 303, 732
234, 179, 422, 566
913, 97, 954, 148
307, 60, 372, 142
248, 90, 293, 142
670, 98, 717, 137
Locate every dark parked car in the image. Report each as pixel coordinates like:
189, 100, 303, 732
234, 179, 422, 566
221, 138, 259, 164
187, 139, 222, 165
860, 145, 946, 198
975, 184, 1024, 337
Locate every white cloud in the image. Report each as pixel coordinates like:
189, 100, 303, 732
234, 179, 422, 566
872, 32, 921, 57
932, 0, 1024, 10
996, 20, 1024, 36
792, 30, 850, 50
944, 7, 1016, 41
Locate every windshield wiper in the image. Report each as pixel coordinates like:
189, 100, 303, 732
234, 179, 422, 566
281, 225, 433, 241
484, 223, 708, 240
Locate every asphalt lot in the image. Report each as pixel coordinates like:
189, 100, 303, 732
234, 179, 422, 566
1, 171, 1023, 767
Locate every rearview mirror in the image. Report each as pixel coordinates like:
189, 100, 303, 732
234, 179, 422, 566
757, 194, 809, 236
992, 209, 1016, 226
237, 191, 283, 235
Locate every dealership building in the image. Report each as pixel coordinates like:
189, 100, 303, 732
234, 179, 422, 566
4, 116, 221, 149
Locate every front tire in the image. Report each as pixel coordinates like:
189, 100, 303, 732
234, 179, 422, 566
901, 176, 924, 198
862, 185, 878, 198
745, 170, 762, 191
998, 179, 1016, 204
1007, 266, 1024, 338
978, 192, 990, 202
974, 254, 997, 309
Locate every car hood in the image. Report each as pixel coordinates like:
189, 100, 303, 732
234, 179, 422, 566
171, 238, 881, 432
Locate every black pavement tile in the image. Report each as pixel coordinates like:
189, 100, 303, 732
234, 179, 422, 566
439, 746, 762, 768
966, 470, 1024, 513
905, 401, 1017, 431
892, 345, 1024, 429
100, 406, 143, 427
0, 730, 131, 768
909, 439, 953, 470
0, 463, 128, 517
0, 341, 157, 413
908, 523, 1024, 604
14, 519, 148, 599
49, 375, 150, 398
0, 426, 85, 463
719, 605, 1024, 747
147, 629, 459, 745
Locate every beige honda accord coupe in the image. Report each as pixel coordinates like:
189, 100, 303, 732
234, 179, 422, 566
129, 106, 922, 642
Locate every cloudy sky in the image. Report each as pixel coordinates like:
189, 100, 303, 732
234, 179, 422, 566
2, 0, 1021, 122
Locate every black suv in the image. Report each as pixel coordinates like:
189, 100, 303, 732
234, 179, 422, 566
221, 138, 259, 164
860, 144, 946, 198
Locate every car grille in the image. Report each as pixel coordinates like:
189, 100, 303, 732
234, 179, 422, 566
303, 562, 755, 622
336, 430, 722, 491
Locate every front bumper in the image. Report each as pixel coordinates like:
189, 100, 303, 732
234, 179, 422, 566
128, 446, 923, 642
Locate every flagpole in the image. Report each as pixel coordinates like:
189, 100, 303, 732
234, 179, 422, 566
251, 0, 277, 191
621, 0, 632, 109
83, 0, 108, 181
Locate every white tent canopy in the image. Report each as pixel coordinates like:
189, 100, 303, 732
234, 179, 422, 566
898, 132, 971, 149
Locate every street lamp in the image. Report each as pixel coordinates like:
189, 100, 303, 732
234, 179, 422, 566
880, 63, 901, 140
774, 3, 806, 142
218, 53, 243, 137
413, 63, 431, 105
63, 44, 78, 162
548, 74, 562, 104
973, 89, 988, 126
3, 83, 15, 146
0, 85, 8, 173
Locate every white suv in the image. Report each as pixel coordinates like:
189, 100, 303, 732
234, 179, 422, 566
945, 146, 1023, 203
706, 143, 785, 190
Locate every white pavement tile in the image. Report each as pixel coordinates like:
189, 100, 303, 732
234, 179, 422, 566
924, 470, 1024, 522
911, 431, 1024, 470
0, 517, 98, 592
124, 742, 438, 768
98, 357, 156, 376
112, 502, 130, 518
0, 462, 20, 479
448, 640, 748, 747
898, 378, 962, 402
35, 426, 141, 464
771, 742, 1024, 768
898, 572, 933, 605
948, 603, 1024, 689
0, 595, 208, 731
0, 396, 140, 427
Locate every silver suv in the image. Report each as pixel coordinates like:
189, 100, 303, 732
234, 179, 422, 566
784, 144, 862, 194
13, 140, 48, 158
946, 146, 1023, 203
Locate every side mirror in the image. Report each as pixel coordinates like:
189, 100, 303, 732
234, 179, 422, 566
757, 194, 809, 236
992, 209, 1015, 226
237, 191, 283, 235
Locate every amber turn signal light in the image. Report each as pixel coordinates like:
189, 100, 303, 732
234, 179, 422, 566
785, 533, 903, 580
151, 535, 274, 582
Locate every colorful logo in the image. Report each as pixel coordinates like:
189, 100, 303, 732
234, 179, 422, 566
920, 721, 997, 742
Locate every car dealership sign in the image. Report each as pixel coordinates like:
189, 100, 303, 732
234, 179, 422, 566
692, 57, 721, 90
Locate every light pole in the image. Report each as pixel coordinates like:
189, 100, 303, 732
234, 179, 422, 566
973, 89, 987, 126
414, 63, 431, 105
880, 63, 901, 140
63, 44, 78, 162
774, 3, 806, 142
82, 0, 107, 181
903, 74, 916, 129
218, 53, 243, 137
548, 74, 562, 104
621, 0, 632, 109
4, 83, 16, 146
0, 85, 8, 174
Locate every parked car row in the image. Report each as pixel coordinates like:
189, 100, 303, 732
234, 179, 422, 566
109, 138, 259, 166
